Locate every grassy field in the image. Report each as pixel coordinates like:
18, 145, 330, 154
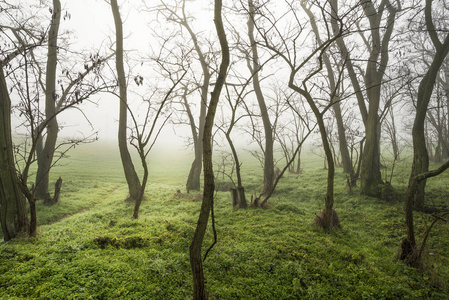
1, 142, 449, 299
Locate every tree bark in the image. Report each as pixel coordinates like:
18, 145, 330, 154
110, 0, 141, 201
34, 0, 61, 201
0, 68, 29, 241
189, 0, 229, 297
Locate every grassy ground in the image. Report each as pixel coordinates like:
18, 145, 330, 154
1, 142, 448, 299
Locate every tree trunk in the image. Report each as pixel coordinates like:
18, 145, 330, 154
183, 14, 211, 193
35, 0, 61, 201
247, 0, 274, 196
288, 86, 337, 228
295, 148, 302, 174
303, 0, 352, 174
189, 0, 229, 297
331, 0, 398, 197
237, 186, 247, 209
133, 147, 148, 219
0, 68, 29, 241
44, 176, 62, 205
360, 111, 383, 196
111, 0, 141, 201
317, 116, 336, 229
401, 160, 449, 265
410, 0, 449, 209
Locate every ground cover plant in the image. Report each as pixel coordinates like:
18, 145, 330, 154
1, 142, 448, 299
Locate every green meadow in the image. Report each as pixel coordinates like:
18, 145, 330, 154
1, 142, 449, 299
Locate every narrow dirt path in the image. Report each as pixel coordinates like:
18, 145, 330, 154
47, 185, 120, 225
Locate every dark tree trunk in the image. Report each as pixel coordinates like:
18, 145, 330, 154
35, 0, 61, 201
360, 111, 383, 197
29, 199, 37, 237
237, 186, 247, 209
45, 176, 62, 205
224, 118, 247, 208
189, 0, 229, 297
186, 156, 202, 192
133, 147, 148, 219
401, 0, 449, 262
231, 188, 238, 207
401, 160, 449, 265
410, 0, 449, 209
111, 0, 141, 201
0, 68, 29, 241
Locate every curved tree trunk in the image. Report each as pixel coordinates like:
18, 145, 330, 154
0, 68, 29, 241
189, 0, 229, 297
247, 0, 274, 196
111, 0, 141, 201
411, 48, 449, 209
290, 82, 337, 228
35, 0, 61, 201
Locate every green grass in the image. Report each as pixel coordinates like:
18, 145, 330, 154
1, 142, 448, 299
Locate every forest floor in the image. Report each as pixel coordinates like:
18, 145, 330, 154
1, 142, 449, 299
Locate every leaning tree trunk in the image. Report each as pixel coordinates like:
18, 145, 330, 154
247, 0, 275, 196
291, 84, 338, 229
0, 68, 29, 241
111, 0, 141, 201
189, 0, 229, 297
35, 0, 61, 202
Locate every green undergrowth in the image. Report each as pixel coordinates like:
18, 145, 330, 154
1, 143, 448, 299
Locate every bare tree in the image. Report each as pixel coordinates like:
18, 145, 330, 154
331, 0, 401, 197
154, 0, 213, 192
302, 0, 354, 177
1, 2, 110, 238
129, 59, 188, 219
110, 0, 142, 201
189, 0, 229, 297
408, 0, 449, 210
251, 0, 354, 226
